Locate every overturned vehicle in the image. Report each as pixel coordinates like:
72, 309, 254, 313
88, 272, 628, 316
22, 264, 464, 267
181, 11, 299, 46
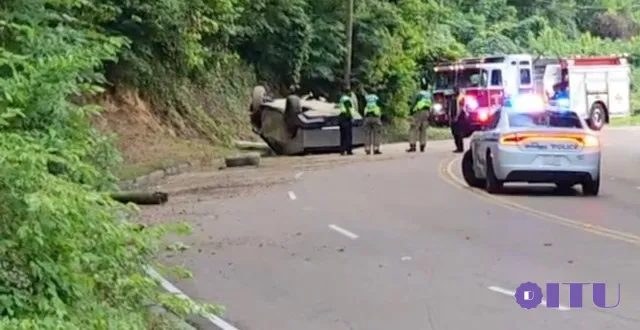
249, 86, 366, 155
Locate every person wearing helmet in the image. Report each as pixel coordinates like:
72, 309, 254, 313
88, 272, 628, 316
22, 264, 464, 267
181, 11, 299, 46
363, 94, 383, 155
407, 90, 432, 152
338, 90, 356, 155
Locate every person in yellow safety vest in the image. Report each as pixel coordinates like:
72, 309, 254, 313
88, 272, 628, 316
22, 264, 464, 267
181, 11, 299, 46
407, 90, 432, 153
363, 94, 383, 155
338, 93, 356, 155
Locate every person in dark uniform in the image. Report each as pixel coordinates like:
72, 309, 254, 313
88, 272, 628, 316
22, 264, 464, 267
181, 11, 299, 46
450, 87, 466, 153
553, 69, 569, 95
338, 93, 355, 155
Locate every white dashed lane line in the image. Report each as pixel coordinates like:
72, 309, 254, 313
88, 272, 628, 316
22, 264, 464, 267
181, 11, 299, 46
288, 191, 297, 200
294, 171, 304, 179
328, 224, 359, 239
487, 286, 570, 311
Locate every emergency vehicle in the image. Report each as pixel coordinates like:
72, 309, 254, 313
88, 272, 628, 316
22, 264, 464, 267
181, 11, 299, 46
533, 54, 631, 131
432, 54, 535, 136
430, 65, 455, 126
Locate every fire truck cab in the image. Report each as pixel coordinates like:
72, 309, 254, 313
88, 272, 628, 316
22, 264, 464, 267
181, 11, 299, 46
534, 55, 631, 131
433, 54, 535, 136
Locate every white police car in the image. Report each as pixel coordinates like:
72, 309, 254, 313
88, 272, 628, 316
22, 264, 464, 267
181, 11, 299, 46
462, 94, 602, 196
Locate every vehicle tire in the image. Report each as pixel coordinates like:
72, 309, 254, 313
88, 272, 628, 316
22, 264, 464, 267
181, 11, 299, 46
462, 149, 484, 188
284, 95, 302, 135
485, 151, 503, 194
251, 86, 266, 113
582, 177, 600, 196
588, 103, 606, 131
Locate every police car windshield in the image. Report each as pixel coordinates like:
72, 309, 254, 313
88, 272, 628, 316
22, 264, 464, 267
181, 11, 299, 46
508, 111, 582, 129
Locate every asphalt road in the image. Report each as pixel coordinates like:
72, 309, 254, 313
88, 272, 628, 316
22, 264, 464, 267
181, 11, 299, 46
143, 127, 640, 330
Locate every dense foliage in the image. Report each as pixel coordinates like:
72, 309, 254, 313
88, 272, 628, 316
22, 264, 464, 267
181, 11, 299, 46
2, 0, 640, 328
229, 0, 640, 116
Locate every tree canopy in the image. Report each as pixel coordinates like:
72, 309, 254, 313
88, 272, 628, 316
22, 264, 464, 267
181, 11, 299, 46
226, 0, 640, 116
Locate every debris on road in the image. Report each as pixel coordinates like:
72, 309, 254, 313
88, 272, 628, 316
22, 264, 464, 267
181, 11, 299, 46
234, 139, 274, 157
224, 152, 261, 168
110, 191, 169, 205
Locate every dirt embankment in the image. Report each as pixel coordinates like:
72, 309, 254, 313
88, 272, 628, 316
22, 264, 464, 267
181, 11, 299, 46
91, 88, 236, 180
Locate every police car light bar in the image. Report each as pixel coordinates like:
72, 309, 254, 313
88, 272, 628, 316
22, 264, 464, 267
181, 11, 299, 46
510, 94, 545, 113
554, 97, 570, 109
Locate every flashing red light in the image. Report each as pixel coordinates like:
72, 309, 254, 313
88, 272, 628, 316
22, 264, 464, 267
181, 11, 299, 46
478, 110, 489, 121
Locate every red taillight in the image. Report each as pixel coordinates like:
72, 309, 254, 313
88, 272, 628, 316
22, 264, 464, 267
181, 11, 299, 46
499, 133, 524, 145
499, 132, 599, 147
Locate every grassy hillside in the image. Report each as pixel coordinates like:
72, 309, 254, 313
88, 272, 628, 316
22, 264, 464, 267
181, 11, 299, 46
93, 58, 259, 180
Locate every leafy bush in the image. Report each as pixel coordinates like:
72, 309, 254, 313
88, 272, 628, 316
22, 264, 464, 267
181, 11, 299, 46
0, 1, 216, 328
4, 0, 640, 328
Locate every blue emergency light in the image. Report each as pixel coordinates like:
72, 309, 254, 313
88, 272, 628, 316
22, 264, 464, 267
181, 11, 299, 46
505, 94, 545, 113
554, 97, 570, 109
550, 90, 570, 110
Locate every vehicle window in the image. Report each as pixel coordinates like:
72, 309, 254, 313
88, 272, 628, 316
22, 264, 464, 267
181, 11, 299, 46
508, 111, 582, 129
519, 68, 531, 85
458, 69, 488, 88
490, 70, 502, 86
434, 71, 455, 89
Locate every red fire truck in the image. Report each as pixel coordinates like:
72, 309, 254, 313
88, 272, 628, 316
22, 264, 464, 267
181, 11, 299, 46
534, 54, 631, 130
432, 54, 535, 136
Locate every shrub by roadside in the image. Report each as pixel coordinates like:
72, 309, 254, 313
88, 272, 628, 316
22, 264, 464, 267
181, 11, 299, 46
0, 1, 216, 328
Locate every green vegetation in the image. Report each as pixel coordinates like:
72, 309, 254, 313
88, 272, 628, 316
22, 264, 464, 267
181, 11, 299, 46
610, 113, 640, 126
0, 1, 221, 328
3, 0, 640, 328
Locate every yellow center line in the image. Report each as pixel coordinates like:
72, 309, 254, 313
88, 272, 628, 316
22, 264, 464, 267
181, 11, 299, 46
438, 156, 640, 246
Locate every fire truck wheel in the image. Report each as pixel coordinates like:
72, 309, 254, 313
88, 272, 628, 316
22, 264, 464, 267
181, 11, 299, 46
588, 103, 606, 131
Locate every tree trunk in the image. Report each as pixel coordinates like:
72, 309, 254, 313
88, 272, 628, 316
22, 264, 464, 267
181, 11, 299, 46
110, 191, 169, 205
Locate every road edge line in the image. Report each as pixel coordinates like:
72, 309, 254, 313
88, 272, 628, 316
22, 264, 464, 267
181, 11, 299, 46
144, 266, 240, 330
438, 157, 640, 245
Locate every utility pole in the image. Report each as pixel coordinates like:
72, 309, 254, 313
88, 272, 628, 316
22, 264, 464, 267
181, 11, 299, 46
344, 0, 354, 91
